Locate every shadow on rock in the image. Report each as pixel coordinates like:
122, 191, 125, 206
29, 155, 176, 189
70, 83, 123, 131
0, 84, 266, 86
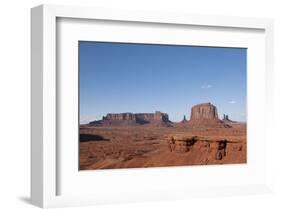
80, 134, 109, 142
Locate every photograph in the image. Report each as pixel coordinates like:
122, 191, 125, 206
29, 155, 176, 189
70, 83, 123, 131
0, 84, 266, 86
79, 41, 247, 170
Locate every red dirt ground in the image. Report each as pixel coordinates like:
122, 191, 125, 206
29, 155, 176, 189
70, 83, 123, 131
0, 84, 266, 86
79, 123, 246, 170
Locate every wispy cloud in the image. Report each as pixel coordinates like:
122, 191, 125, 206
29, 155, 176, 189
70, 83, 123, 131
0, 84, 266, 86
229, 100, 237, 104
201, 84, 212, 89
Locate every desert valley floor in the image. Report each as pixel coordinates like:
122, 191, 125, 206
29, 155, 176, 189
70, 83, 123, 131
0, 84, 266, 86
79, 122, 246, 170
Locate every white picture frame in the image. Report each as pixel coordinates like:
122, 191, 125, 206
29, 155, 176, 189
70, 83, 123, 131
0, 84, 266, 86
31, 4, 274, 208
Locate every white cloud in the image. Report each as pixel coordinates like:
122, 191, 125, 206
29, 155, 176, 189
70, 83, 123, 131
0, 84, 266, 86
229, 100, 237, 104
201, 84, 212, 89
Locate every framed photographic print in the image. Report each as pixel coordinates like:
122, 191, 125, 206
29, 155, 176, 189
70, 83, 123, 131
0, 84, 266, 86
31, 4, 274, 208
78, 42, 247, 170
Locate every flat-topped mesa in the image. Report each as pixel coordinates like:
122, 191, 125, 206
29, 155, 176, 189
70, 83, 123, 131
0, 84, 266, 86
91, 111, 171, 126
104, 111, 169, 122
151, 111, 170, 122
190, 102, 218, 120
105, 113, 136, 121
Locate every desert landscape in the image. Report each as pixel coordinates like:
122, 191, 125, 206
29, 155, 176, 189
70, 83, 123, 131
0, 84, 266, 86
79, 102, 247, 170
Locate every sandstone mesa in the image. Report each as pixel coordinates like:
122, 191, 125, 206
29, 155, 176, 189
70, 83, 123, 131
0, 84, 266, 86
88, 102, 238, 128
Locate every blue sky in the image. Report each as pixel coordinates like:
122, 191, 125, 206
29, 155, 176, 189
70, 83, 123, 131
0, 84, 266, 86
79, 41, 246, 124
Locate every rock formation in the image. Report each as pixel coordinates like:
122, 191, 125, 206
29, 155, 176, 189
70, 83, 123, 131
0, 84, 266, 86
190, 103, 218, 120
222, 114, 237, 123
88, 103, 232, 128
181, 115, 187, 123
167, 135, 229, 160
89, 111, 171, 126
168, 136, 198, 153
188, 103, 231, 128
105, 113, 136, 121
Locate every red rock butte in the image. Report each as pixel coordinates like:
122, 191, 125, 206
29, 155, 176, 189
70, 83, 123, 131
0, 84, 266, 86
88, 102, 232, 128
187, 102, 230, 128
190, 102, 218, 120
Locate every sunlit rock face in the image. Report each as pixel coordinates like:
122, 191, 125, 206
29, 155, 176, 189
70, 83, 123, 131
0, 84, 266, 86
187, 103, 231, 128
190, 103, 218, 120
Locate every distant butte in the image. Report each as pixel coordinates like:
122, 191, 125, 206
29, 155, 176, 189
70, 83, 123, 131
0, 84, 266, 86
187, 102, 231, 128
89, 111, 172, 127
88, 102, 235, 128
190, 102, 218, 120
